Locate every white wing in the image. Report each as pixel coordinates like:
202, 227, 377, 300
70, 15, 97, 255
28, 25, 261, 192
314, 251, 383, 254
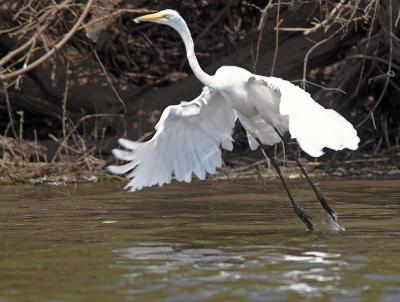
107, 87, 237, 191
246, 76, 360, 157
236, 111, 282, 150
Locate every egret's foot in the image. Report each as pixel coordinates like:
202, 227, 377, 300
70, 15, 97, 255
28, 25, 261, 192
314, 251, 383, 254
314, 190, 337, 222
323, 213, 345, 232
293, 205, 315, 231
291, 155, 337, 223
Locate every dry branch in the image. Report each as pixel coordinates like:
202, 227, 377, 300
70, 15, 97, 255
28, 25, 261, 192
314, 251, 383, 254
0, 0, 398, 180
0, 0, 94, 81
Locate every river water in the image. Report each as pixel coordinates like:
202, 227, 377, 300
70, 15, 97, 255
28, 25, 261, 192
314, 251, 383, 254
0, 179, 399, 301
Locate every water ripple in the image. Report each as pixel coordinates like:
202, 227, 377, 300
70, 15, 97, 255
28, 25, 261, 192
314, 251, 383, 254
113, 242, 368, 300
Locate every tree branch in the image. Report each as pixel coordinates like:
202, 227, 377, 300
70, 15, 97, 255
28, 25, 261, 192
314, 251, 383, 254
0, 0, 94, 81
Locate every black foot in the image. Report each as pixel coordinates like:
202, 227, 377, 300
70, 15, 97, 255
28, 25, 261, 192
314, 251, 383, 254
294, 205, 315, 231
296, 157, 337, 222
314, 190, 337, 221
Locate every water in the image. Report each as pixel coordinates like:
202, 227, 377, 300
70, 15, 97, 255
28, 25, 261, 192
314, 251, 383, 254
0, 179, 399, 302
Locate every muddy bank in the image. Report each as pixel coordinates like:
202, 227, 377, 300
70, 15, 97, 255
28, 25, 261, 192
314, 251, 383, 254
1, 149, 398, 186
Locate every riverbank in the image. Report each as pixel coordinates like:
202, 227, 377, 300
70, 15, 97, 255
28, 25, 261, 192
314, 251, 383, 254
1, 146, 398, 186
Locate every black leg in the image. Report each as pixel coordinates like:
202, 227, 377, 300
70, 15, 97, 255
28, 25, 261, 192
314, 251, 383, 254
260, 146, 315, 231
272, 128, 337, 222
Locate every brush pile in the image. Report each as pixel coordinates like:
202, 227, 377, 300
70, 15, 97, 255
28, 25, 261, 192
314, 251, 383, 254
0, 0, 398, 182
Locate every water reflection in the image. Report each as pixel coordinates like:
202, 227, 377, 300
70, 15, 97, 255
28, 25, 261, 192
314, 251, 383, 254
1, 180, 400, 301
114, 242, 367, 299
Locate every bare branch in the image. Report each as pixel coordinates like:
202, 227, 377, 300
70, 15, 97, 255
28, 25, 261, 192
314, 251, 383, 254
0, 0, 94, 81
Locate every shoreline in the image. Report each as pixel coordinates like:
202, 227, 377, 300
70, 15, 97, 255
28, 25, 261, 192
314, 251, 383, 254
1, 156, 399, 186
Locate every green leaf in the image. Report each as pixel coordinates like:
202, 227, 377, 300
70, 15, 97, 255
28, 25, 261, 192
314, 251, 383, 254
102, 220, 118, 224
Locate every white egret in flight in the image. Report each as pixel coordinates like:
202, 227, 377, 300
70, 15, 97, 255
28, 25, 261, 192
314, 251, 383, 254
108, 10, 360, 231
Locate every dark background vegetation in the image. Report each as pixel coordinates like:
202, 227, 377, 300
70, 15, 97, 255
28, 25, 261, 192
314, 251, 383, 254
0, 0, 399, 181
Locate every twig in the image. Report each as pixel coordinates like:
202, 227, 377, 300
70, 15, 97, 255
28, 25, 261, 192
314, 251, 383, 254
355, 0, 379, 94
252, 0, 274, 72
356, 0, 393, 129
301, 26, 343, 89
277, 0, 349, 35
1, 82, 17, 138
15, 37, 37, 89
33, 129, 40, 163
0, 0, 95, 81
93, 50, 127, 114
49, 134, 82, 155
51, 113, 124, 162
61, 61, 70, 138
301, 0, 359, 89
13, 0, 34, 21
346, 54, 400, 71
291, 79, 347, 94
271, 0, 281, 76
195, 2, 236, 41
81, 8, 155, 30
395, 6, 400, 27
0, 0, 74, 67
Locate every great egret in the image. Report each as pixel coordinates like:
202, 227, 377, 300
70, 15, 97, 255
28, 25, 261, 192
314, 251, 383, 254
108, 10, 360, 231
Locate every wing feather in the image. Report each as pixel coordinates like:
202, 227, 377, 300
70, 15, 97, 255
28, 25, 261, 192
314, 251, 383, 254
108, 87, 237, 191
118, 138, 143, 150
247, 76, 360, 157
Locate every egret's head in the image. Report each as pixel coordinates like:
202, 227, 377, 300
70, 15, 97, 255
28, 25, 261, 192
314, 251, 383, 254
134, 9, 183, 27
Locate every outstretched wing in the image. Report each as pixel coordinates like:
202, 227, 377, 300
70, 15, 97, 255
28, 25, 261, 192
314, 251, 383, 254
107, 87, 237, 191
247, 76, 360, 157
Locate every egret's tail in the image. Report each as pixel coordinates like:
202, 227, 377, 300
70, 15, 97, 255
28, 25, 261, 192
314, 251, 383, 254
247, 76, 360, 157
259, 76, 360, 157
289, 108, 360, 157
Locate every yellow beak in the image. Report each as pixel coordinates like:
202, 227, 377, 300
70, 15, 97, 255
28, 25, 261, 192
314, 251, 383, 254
134, 12, 169, 23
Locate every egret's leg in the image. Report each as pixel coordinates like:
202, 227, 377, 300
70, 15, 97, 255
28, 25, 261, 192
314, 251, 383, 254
272, 128, 337, 222
260, 145, 315, 231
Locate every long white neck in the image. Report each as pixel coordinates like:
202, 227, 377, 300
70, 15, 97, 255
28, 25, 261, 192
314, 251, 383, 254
170, 21, 217, 89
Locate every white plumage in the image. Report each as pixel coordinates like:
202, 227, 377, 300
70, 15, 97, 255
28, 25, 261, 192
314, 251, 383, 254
246, 76, 359, 157
108, 9, 360, 192
108, 87, 237, 191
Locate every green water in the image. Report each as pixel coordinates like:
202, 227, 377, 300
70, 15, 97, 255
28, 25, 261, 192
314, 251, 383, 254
0, 179, 399, 301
